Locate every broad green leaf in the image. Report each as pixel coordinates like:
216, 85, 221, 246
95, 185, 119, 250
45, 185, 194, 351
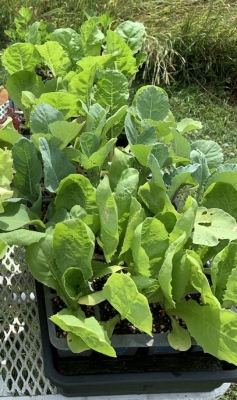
130, 223, 150, 276
95, 69, 129, 115
158, 233, 186, 307
78, 291, 106, 306
85, 103, 106, 135
125, 114, 157, 146
92, 262, 124, 279
26, 21, 41, 45
6, 71, 44, 109
70, 205, 87, 220
62, 267, 86, 301
62, 71, 77, 90
187, 250, 220, 307
167, 164, 200, 200
223, 266, 237, 308
170, 196, 197, 242
0, 128, 21, 147
148, 120, 176, 141
104, 30, 137, 77
164, 154, 190, 167
53, 219, 95, 279
31, 133, 62, 150
77, 54, 116, 71
51, 309, 116, 357
191, 150, 210, 188
195, 240, 228, 268
36, 41, 70, 77
0, 203, 40, 231
135, 86, 169, 122
12, 138, 42, 201
176, 118, 202, 134
18, 6, 32, 22
211, 243, 237, 303
147, 154, 166, 190
51, 28, 83, 66
21, 91, 36, 110
205, 164, 237, 190
191, 140, 223, 170
156, 210, 177, 234
68, 64, 97, 106
174, 300, 237, 365
30, 102, 65, 134
67, 333, 90, 354
99, 12, 114, 29
171, 253, 191, 301
194, 207, 237, 246
80, 17, 104, 56
142, 281, 162, 303
45, 209, 69, 232
0, 229, 45, 246
2, 43, 39, 74
130, 144, 152, 166
100, 314, 120, 339
108, 148, 134, 191
80, 132, 100, 157
168, 317, 191, 351
151, 143, 169, 167
203, 182, 237, 220
138, 180, 174, 215
131, 276, 158, 292
102, 105, 128, 138
49, 121, 83, 149
0, 239, 7, 259
68, 138, 117, 170
96, 176, 119, 261
103, 273, 152, 335
136, 51, 147, 67
70, 205, 99, 234
171, 129, 191, 159
115, 21, 145, 53
36, 92, 79, 119
131, 218, 169, 277
39, 138, 75, 192
26, 234, 60, 290
55, 174, 98, 221
114, 168, 139, 237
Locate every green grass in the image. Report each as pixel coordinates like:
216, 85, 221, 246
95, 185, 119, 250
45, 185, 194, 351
167, 84, 237, 159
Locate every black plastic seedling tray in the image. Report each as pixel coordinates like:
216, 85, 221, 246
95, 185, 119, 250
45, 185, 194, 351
35, 280, 237, 397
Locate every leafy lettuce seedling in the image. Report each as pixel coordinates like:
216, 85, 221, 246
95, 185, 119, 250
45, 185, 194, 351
1, 13, 237, 364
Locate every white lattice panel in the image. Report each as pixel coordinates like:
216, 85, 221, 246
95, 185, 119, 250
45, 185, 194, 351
0, 246, 57, 397
0, 246, 231, 400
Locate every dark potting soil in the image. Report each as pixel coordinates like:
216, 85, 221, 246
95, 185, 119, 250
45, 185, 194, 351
56, 349, 224, 376
51, 275, 201, 338
49, 268, 226, 376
